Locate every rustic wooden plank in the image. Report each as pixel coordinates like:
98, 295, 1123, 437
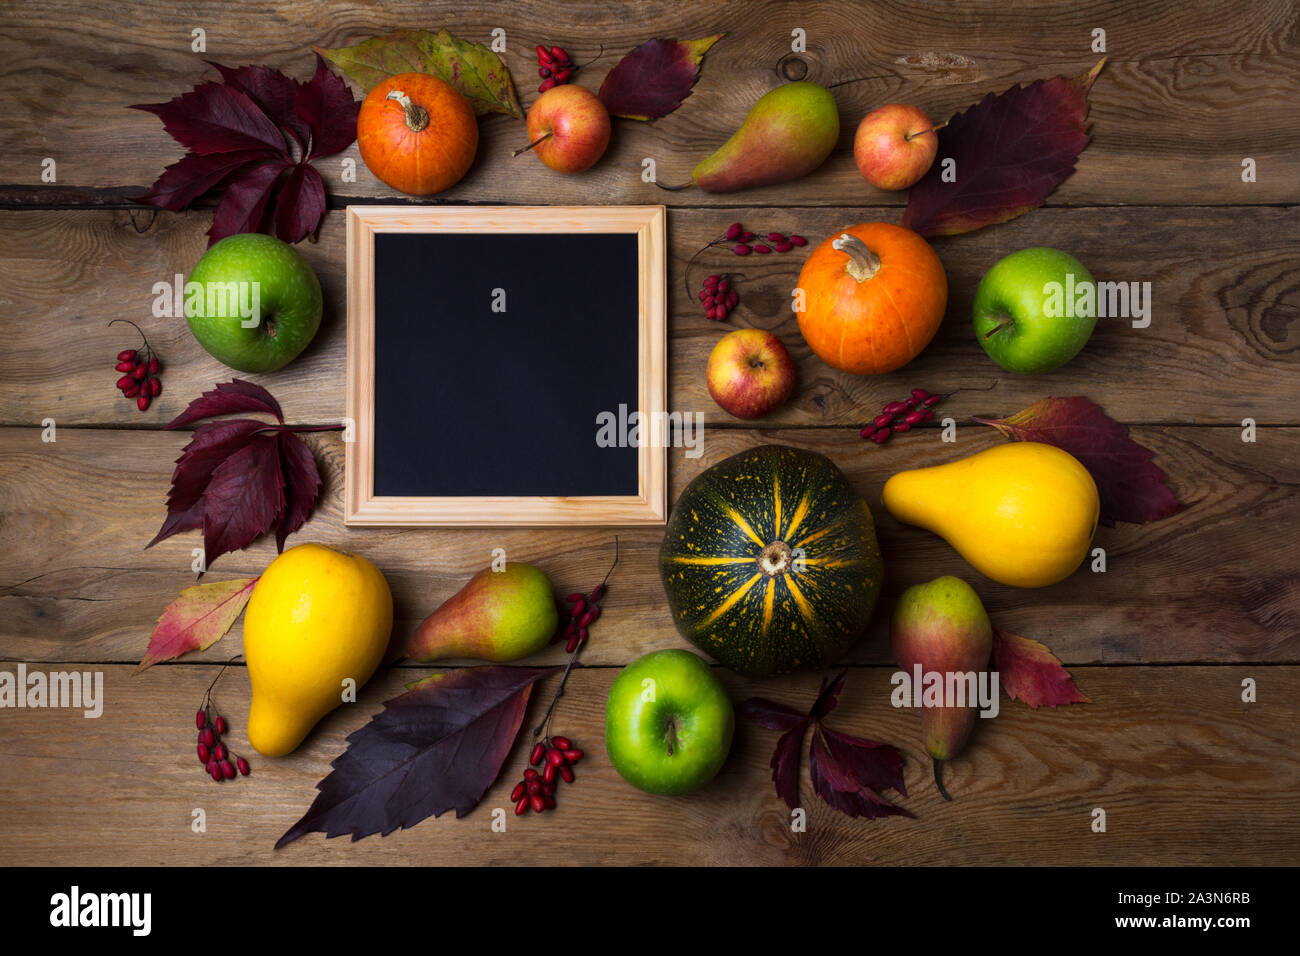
3, 424, 1296, 666
1, 205, 1296, 428
0, 663, 1292, 865
0, 2, 1296, 205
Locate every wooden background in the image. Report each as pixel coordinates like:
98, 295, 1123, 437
1, 0, 1297, 866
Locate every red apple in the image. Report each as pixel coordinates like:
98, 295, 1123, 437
522, 85, 611, 173
706, 329, 795, 420
853, 103, 940, 191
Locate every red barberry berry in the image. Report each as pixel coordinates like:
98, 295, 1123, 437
725, 222, 742, 241
511, 782, 527, 803
552, 736, 572, 751
733, 244, 752, 256
237, 757, 250, 776
214, 715, 227, 735
530, 743, 546, 766
196, 709, 207, 730
117, 349, 137, 362
789, 235, 807, 246
753, 244, 772, 254
559, 763, 575, 783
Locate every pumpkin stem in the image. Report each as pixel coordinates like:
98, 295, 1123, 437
832, 233, 881, 282
385, 90, 430, 133
757, 540, 794, 577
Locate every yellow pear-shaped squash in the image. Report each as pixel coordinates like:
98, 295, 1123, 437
244, 543, 393, 756
882, 442, 1099, 588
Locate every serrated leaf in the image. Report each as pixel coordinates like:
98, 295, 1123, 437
135, 576, 258, 673
993, 629, 1089, 708
199, 433, 284, 568
598, 34, 724, 121
148, 418, 269, 548
133, 61, 357, 245
316, 29, 523, 119
820, 726, 908, 799
902, 59, 1105, 237
276, 666, 553, 849
737, 696, 806, 732
810, 730, 911, 820
973, 395, 1183, 526
168, 379, 284, 428
770, 721, 809, 810
274, 431, 322, 552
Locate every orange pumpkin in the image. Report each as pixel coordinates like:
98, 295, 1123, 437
357, 73, 478, 196
795, 222, 947, 375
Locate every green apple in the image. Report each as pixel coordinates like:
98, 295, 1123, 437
185, 233, 323, 373
972, 247, 1097, 374
605, 649, 734, 795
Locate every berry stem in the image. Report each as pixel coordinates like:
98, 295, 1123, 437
108, 319, 152, 360
531, 536, 618, 739
572, 44, 605, 69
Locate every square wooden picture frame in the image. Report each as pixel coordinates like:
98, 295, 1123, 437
344, 205, 667, 527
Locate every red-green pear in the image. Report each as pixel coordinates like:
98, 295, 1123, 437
690, 81, 839, 193
890, 575, 993, 800
406, 563, 558, 663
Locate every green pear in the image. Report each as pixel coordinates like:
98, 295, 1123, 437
890, 576, 993, 800
691, 81, 839, 193
406, 563, 558, 663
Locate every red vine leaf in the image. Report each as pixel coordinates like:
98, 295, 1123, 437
136, 576, 259, 673
150, 381, 329, 570
740, 670, 909, 819
167, 379, 284, 428
276, 666, 554, 849
973, 395, 1183, 526
993, 629, 1089, 708
902, 59, 1105, 237
598, 34, 724, 121
132, 57, 358, 245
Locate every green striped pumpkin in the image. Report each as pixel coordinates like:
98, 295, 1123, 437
659, 444, 883, 678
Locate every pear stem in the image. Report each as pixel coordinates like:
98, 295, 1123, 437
512, 131, 553, 157
933, 758, 953, 801
654, 180, 693, 191
832, 233, 881, 282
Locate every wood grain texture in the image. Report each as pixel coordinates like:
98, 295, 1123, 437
3, 424, 1296, 667
0, 2, 1297, 205
0, 663, 1293, 866
1, 204, 1296, 428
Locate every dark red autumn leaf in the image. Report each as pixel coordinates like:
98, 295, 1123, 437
993, 629, 1089, 709
810, 730, 911, 820
902, 59, 1105, 237
167, 379, 284, 428
597, 35, 724, 121
136, 576, 259, 673
276, 666, 554, 849
820, 726, 908, 799
209, 160, 289, 244
151, 381, 330, 570
295, 53, 362, 159
275, 431, 321, 552
973, 395, 1183, 526
132, 61, 358, 245
736, 696, 805, 732
132, 81, 287, 155
136, 148, 281, 212
199, 433, 285, 569
148, 417, 270, 547
272, 162, 326, 244
740, 670, 909, 819
208, 61, 309, 150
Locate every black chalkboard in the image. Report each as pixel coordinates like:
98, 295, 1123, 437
371, 231, 640, 498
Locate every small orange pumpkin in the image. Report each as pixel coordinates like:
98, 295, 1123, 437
357, 73, 478, 196
795, 222, 947, 375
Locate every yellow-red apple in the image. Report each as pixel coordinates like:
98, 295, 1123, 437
706, 329, 795, 419
853, 104, 940, 191
522, 85, 611, 174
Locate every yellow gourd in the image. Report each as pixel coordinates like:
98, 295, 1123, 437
244, 543, 393, 756
882, 442, 1099, 588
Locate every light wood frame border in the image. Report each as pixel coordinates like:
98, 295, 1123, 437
344, 205, 668, 527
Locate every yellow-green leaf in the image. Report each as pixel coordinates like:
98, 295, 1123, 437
315, 29, 523, 119
136, 576, 259, 673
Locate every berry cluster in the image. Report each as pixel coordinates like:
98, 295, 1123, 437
861, 388, 944, 444
698, 274, 740, 321
195, 705, 250, 783
554, 583, 605, 654
535, 45, 573, 93
724, 221, 807, 256
510, 736, 584, 815
109, 320, 162, 412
